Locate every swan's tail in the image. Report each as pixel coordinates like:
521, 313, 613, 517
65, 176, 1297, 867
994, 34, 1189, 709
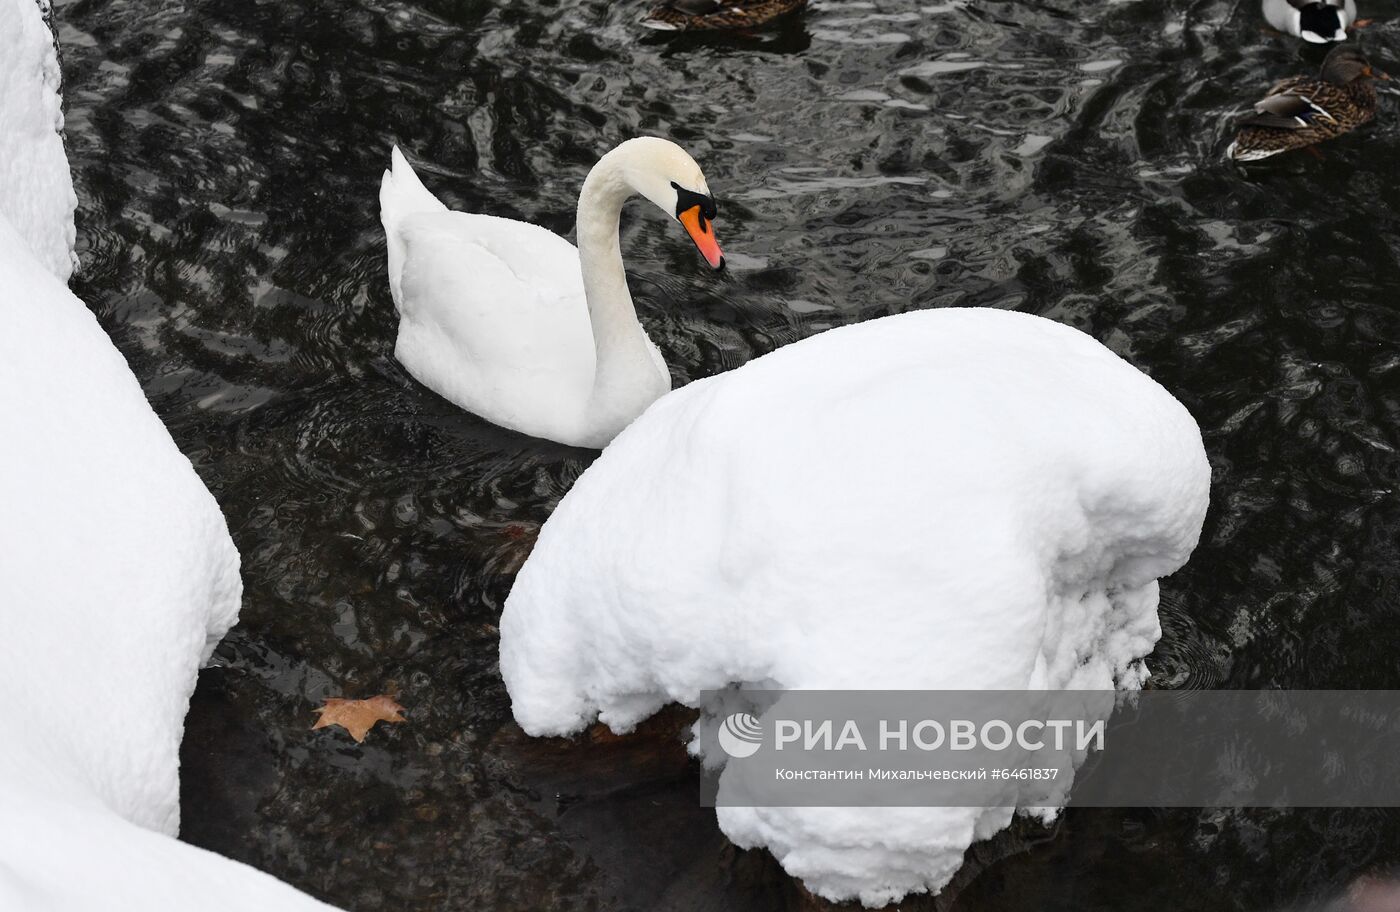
380, 146, 447, 308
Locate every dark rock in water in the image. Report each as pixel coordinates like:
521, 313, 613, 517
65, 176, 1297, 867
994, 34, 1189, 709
489, 706, 790, 912
179, 669, 281, 856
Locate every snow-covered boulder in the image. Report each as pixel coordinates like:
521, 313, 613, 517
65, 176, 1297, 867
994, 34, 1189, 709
0, 208, 242, 833
500, 307, 1211, 906
0, 0, 78, 281
0, 9, 334, 897
0, 786, 345, 912
0, 212, 338, 910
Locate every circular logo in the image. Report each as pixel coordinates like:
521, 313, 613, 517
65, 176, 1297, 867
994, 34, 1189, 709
717, 712, 765, 759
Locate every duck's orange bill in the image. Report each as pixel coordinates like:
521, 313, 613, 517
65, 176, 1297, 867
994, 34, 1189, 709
679, 206, 724, 270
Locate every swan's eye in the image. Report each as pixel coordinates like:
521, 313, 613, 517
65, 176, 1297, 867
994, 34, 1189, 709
671, 181, 718, 225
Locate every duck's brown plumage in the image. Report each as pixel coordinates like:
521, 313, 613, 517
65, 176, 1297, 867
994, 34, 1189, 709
1228, 46, 1384, 161
641, 0, 806, 31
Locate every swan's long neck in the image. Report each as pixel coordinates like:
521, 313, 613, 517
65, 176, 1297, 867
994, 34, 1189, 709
575, 156, 666, 440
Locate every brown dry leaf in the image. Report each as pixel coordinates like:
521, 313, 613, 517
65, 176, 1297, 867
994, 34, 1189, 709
311, 695, 407, 743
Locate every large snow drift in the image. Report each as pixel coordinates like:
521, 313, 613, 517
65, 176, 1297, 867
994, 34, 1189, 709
0, 212, 339, 910
0, 6, 331, 906
0, 0, 78, 281
0, 204, 241, 833
0, 210, 341, 909
501, 307, 1211, 905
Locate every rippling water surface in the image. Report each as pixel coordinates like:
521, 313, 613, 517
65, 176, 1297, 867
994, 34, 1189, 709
51, 0, 1400, 907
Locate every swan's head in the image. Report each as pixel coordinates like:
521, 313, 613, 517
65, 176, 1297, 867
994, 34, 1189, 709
609, 137, 725, 270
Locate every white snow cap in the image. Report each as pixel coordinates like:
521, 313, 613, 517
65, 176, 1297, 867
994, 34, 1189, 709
0, 9, 334, 906
0, 210, 343, 910
501, 307, 1211, 906
0, 213, 339, 910
0, 0, 78, 280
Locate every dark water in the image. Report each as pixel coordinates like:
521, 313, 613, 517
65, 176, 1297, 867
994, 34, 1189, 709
51, 0, 1400, 907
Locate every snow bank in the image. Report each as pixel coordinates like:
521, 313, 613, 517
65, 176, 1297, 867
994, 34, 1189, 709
500, 307, 1211, 906
0, 209, 329, 908
0, 8, 330, 908
0, 0, 78, 280
0, 209, 242, 833
0, 785, 343, 911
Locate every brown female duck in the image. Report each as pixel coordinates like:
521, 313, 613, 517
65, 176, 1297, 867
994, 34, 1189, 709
641, 0, 806, 31
1228, 46, 1387, 161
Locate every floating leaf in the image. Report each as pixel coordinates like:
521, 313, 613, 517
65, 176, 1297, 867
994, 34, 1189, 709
311, 695, 406, 743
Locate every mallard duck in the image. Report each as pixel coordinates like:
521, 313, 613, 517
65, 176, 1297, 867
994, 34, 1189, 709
641, 0, 806, 31
1263, 0, 1357, 43
1227, 46, 1387, 161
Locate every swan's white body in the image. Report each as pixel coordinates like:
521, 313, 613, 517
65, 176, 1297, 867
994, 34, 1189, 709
1263, 0, 1356, 42
380, 139, 717, 448
500, 307, 1211, 905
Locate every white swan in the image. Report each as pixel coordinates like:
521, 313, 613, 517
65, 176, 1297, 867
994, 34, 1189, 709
379, 138, 724, 448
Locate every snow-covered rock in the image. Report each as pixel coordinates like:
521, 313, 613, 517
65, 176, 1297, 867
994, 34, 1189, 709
0, 208, 242, 833
500, 307, 1211, 906
0, 0, 78, 280
0, 212, 338, 910
0, 783, 345, 912
0, 7, 332, 909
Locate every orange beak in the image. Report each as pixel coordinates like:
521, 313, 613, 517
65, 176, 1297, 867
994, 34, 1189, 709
679, 205, 724, 270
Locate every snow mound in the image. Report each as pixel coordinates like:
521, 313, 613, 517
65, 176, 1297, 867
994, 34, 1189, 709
500, 307, 1210, 905
1, 794, 343, 912
0, 0, 78, 281
0, 212, 331, 909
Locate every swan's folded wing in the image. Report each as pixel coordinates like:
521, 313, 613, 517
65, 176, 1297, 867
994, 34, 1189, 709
392, 210, 595, 402
398, 210, 585, 317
